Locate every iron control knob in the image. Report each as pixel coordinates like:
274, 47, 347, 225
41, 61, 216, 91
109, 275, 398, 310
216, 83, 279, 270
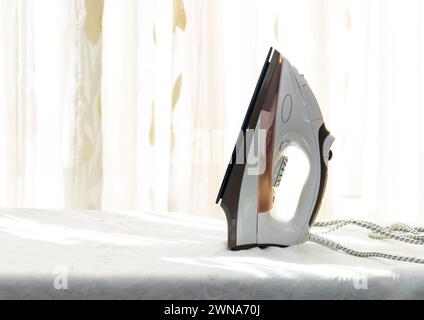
323, 134, 335, 166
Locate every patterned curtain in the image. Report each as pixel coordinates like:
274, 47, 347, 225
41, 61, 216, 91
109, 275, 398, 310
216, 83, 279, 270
0, 0, 103, 209
1, 0, 424, 223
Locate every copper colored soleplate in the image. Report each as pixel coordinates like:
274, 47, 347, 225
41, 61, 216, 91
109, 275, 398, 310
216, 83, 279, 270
257, 56, 283, 213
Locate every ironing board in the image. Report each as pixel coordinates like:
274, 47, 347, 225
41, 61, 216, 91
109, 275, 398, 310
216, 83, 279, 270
0, 207, 423, 299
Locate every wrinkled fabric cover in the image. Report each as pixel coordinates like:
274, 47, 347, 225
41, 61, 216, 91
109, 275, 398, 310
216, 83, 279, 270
0, 208, 423, 299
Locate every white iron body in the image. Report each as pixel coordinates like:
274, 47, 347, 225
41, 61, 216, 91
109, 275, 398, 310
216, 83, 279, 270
217, 48, 334, 249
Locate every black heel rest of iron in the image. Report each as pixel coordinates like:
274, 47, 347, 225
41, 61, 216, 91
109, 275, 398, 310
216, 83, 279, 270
216, 47, 273, 204
216, 48, 282, 249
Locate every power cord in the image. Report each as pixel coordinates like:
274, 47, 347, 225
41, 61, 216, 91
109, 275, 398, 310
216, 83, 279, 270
308, 220, 424, 264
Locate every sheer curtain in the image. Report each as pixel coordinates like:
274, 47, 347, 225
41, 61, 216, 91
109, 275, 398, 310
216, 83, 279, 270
1, 0, 424, 223
0, 0, 103, 209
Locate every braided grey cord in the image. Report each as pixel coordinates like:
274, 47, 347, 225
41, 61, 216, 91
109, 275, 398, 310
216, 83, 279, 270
308, 220, 424, 264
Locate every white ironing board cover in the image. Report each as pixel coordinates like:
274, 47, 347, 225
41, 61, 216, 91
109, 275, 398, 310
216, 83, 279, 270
0, 208, 423, 299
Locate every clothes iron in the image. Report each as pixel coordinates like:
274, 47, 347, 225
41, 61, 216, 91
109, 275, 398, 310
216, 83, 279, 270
216, 48, 424, 264
216, 47, 335, 250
